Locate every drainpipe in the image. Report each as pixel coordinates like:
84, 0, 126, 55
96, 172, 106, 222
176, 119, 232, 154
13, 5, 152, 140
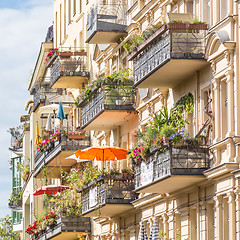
197, 186, 200, 240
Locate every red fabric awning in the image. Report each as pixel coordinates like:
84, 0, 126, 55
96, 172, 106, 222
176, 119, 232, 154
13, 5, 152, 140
33, 185, 69, 196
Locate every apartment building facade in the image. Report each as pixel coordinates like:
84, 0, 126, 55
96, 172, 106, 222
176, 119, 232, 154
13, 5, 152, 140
16, 0, 240, 239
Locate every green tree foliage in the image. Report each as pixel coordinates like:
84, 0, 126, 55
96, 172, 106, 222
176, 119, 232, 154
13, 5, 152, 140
0, 215, 20, 240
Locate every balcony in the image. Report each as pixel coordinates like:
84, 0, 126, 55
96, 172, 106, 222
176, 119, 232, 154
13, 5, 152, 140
34, 136, 90, 177
8, 190, 22, 212
81, 175, 136, 217
49, 51, 89, 89
135, 144, 209, 194
13, 220, 23, 233
86, 1, 127, 44
34, 217, 91, 240
8, 201, 22, 212
80, 82, 135, 130
32, 81, 62, 112
128, 23, 208, 88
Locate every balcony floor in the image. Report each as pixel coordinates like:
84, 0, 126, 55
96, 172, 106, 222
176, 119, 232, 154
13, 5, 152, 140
46, 232, 90, 240
82, 203, 134, 218
83, 109, 136, 130
87, 31, 127, 44
135, 58, 208, 89
51, 76, 88, 89
136, 175, 206, 194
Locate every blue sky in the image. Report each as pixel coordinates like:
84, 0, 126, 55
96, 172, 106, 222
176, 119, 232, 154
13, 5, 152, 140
0, 0, 53, 218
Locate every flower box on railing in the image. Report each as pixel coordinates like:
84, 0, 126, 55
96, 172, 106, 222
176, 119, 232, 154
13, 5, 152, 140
46, 51, 87, 68
72, 51, 87, 56
68, 134, 85, 140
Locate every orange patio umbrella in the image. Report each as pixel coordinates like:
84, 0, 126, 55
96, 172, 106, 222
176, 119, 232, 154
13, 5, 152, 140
74, 146, 128, 162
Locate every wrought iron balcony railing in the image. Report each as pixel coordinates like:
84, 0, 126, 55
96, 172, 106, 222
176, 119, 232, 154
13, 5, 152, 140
33, 83, 62, 112
34, 136, 90, 176
33, 217, 91, 240
50, 53, 89, 88
8, 201, 22, 211
86, 0, 127, 43
135, 144, 209, 193
129, 23, 208, 87
80, 82, 135, 129
81, 175, 137, 217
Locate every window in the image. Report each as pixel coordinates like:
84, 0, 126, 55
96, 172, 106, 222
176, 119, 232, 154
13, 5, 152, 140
79, 0, 82, 13
220, 0, 228, 20
55, 11, 58, 46
73, 0, 76, 15
64, 0, 66, 36
68, 0, 71, 23
60, 4, 62, 43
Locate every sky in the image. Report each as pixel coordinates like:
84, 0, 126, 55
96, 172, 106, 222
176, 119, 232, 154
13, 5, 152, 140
0, 0, 53, 218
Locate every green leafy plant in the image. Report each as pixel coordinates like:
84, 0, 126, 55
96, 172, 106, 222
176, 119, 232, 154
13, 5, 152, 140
8, 191, 22, 207
129, 93, 197, 165
160, 124, 176, 138
7, 125, 23, 141
0, 215, 20, 239
190, 18, 206, 24
17, 161, 30, 179
122, 23, 163, 54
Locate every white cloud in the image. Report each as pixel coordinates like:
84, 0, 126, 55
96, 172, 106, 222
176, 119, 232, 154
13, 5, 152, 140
0, 0, 53, 218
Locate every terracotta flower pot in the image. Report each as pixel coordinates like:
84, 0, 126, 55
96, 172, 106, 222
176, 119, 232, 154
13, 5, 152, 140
55, 135, 61, 141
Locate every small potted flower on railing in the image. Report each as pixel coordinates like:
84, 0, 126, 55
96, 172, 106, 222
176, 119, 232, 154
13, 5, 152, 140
25, 221, 39, 237
77, 82, 95, 106
45, 212, 57, 227
45, 48, 58, 62
50, 130, 61, 141
37, 130, 61, 151
37, 138, 54, 152
25, 212, 57, 237
68, 130, 85, 140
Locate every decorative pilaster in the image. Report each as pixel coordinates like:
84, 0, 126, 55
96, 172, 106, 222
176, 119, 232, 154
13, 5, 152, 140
225, 70, 235, 137
212, 78, 220, 143
163, 213, 169, 238
228, 192, 236, 240
214, 195, 223, 240
235, 191, 240, 240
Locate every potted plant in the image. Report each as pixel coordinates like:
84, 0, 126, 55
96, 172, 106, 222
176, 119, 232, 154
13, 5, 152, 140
8, 125, 23, 149
160, 125, 176, 145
